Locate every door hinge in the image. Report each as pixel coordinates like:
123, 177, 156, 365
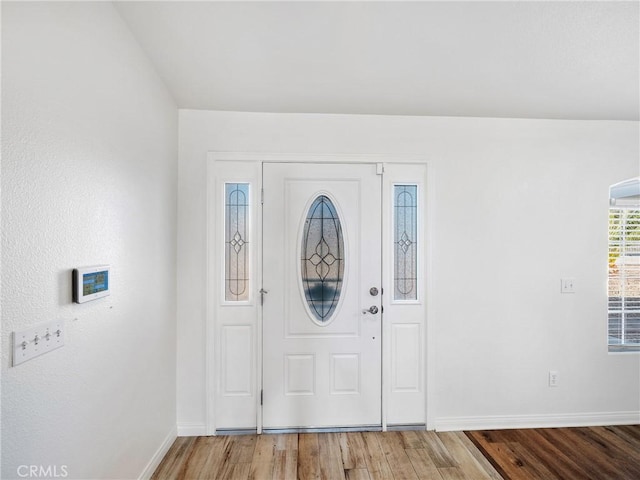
260, 390, 263, 405
261, 188, 264, 204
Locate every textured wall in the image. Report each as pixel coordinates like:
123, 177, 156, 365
2, 3, 177, 479
177, 110, 639, 431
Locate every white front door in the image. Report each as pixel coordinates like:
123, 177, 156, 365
262, 163, 382, 429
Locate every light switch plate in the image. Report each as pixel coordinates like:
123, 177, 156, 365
13, 319, 65, 366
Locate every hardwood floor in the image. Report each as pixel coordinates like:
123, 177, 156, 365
466, 425, 640, 480
152, 430, 503, 479
153, 425, 640, 479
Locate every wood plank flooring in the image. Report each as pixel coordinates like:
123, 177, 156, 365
153, 425, 640, 479
466, 425, 640, 480
152, 430, 502, 479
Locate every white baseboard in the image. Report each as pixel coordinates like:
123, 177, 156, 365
435, 411, 640, 432
177, 422, 207, 437
138, 426, 177, 480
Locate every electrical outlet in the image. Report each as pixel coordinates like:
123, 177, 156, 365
13, 319, 65, 366
560, 278, 575, 293
549, 370, 559, 387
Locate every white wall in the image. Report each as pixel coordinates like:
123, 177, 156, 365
2, 3, 177, 479
177, 110, 639, 431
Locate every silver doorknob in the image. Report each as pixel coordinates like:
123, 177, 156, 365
362, 306, 379, 314
369, 287, 379, 296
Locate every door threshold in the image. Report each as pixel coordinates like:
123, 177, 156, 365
386, 424, 427, 431
263, 425, 382, 434
215, 428, 258, 436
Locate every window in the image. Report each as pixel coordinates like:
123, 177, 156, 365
608, 178, 640, 351
225, 183, 250, 302
393, 185, 418, 301
300, 195, 345, 323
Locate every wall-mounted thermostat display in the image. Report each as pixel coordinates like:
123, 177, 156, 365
73, 265, 110, 303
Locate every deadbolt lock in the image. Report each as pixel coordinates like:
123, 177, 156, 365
369, 287, 379, 296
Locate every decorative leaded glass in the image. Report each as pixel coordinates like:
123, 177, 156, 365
301, 195, 345, 322
225, 183, 250, 301
394, 185, 418, 301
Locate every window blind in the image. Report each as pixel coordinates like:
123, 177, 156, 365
608, 207, 640, 351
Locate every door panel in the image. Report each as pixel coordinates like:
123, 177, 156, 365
262, 163, 382, 429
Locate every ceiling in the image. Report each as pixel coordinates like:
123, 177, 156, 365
115, 1, 640, 121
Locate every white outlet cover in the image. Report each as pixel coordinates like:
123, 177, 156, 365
560, 277, 576, 293
13, 319, 65, 366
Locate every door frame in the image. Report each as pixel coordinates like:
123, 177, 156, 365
206, 152, 435, 434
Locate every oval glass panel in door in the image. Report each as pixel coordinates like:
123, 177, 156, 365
301, 195, 345, 323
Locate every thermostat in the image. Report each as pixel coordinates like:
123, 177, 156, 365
73, 265, 110, 303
